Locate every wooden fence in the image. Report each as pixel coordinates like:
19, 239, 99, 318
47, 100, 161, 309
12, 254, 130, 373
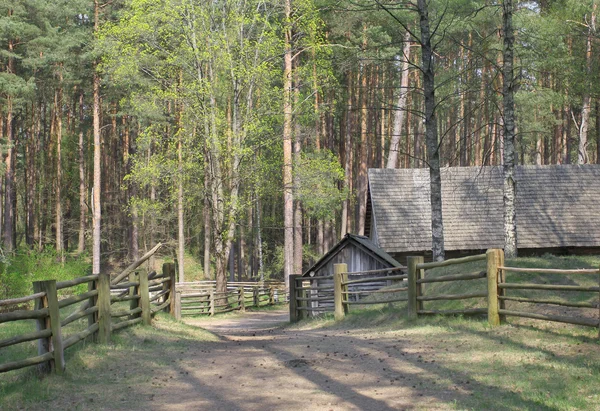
0, 259, 175, 375
290, 249, 600, 338
174, 281, 286, 319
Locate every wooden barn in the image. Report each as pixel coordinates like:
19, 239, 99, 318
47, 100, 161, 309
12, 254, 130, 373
303, 233, 402, 277
301, 234, 404, 315
366, 164, 600, 264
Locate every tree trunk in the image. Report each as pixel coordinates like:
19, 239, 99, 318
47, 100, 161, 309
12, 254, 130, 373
417, 0, 445, 261
282, 0, 294, 289
502, 0, 518, 258
387, 31, 411, 169
77, 90, 86, 254
357, 26, 369, 236
54, 74, 64, 261
93, 0, 102, 275
579, 4, 595, 164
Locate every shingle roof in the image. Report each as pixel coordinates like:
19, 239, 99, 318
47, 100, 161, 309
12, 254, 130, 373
368, 165, 600, 253
302, 233, 402, 276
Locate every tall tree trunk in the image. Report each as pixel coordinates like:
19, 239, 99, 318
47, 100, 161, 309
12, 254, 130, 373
387, 31, 411, 169
92, 0, 102, 275
77, 90, 86, 254
55, 73, 64, 261
293, 69, 303, 274
357, 26, 369, 236
503, 0, 518, 258
282, 0, 294, 289
579, 4, 595, 164
417, 0, 445, 261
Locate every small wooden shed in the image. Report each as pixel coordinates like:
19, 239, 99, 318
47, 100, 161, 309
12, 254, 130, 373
303, 233, 402, 278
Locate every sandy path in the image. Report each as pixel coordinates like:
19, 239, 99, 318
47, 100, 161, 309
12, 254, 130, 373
144, 309, 459, 411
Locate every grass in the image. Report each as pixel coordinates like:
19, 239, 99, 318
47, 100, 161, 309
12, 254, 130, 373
299, 303, 600, 410
0, 313, 219, 410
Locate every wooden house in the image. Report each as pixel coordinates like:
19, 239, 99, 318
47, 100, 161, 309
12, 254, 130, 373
366, 164, 600, 264
301, 234, 404, 314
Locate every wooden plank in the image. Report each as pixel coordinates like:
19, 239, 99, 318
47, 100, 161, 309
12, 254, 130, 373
111, 317, 143, 331
58, 289, 99, 309
498, 267, 600, 275
111, 307, 143, 318
61, 306, 98, 327
417, 271, 486, 284
33, 280, 64, 375
345, 297, 408, 305
63, 323, 99, 350
417, 254, 487, 270
418, 308, 487, 315
0, 352, 54, 374
149, 288, 170, 303
498, 295, 598, 308
342, 274, 408, 286
0, 292, 46, 307
498, 309, 599, 327
111, 242, 162, 285
56, 274, 99, 290
289, 274, 299, 323
345, 287, 407, 295
487, 249, 501, 326
417, 291, 487, 302
150, 299, 170, 314
0, 329, 52, 349
344, 266, 406, 276
498, 283, 600, 292
97, 273, 112, 344
334, 264, 346, 321
0, 308, 49, 323
407, 256, 422, 319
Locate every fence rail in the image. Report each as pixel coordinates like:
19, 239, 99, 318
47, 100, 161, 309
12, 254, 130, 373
0, 246, 175, 376
290, 249, 600, 339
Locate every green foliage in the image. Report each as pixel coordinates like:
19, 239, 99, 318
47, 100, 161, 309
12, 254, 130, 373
0, 249, 91, 300
294, 150, 347, 220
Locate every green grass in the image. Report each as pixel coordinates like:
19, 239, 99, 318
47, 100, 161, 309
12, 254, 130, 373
299, 304, 600, 410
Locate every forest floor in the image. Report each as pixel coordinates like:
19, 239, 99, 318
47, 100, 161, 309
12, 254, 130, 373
2, 307, 599, 410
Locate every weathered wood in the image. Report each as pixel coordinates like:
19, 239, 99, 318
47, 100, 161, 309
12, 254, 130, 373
111, 295, 140, 303
111, 242, 162, 285
407, 256, 422, 319
175, 290, 182, 320
97, 273, 112, 344
345, 297, 408, 305
110, 281, 140, 289
417, 271, 486, 284
498, 295, 598, 308
418, 308, 487, 315
150, 299, 170, 314
166, 263, 177, 315
0, 292, 45, 307
334, 264, 347, 321
498, 309, 599, 327
238, 287, 245, 312
416, 259, 425, 312
129, 271, 138, 313
487, 249, 501, 326
416, 254, 487, 270
269, 286, 275, 305
498, 267, 600, 275
342, 274, 408, 285
149, 288, 170, 303
87, 279, 97, 343
289, 274, 300, 322
33, 280, 64, 375
344, 266, 406, 276
111, 317, 143, 331
345, 287, 408, 295
0, 352, 54, 374
61, 306, 98, 327
56, 274, 99, 290
63, 323, 99, 350
58, 289, 99, 309
498, 283, 600, 292
111, 307, 143, 318
209, 290, 215, 316
139, 269, 151, 326
0, 329, 52, 349
0, 308, 49, 323
417, 291, 488, 302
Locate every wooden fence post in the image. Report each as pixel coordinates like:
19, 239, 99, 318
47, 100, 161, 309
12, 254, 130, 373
139, 269, 151, 325
97, 273, 112, 344
209, 289, 215, 316
253, 286, 259, 307
269, 285, 275, 305
162, 263, 176, 314
486, 249, 501, 326
175, 290, 182, 320
289, 275, 299, 322
239, 287, 245, 312
334, 263, 347, 321
87, 278, 98, 343
497, 249, 506, 322
32, 280, 64, 375
407, 256, 423, 319
129, 271, 137, 312
342, 271, 349, 315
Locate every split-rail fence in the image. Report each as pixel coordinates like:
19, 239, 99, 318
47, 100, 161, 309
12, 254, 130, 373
290, 249, 600, 338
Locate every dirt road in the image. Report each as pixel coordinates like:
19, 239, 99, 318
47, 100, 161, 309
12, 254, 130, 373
143, 309, 459, 410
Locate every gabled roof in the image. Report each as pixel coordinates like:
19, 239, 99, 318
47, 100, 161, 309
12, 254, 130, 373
303, 233, 402, 276
368, 165, 600, 253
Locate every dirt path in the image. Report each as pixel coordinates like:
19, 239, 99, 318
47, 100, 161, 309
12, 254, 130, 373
143, 309, 458, 411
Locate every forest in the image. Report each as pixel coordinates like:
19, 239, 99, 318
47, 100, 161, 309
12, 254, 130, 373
0, 0, 598, 293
